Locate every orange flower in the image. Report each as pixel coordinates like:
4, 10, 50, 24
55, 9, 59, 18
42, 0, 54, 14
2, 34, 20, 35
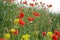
30, 3, 34, 7
27, 17, 34, 21
19, 19, 25, 26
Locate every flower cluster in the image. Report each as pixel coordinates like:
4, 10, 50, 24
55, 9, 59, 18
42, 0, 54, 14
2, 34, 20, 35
19, 0, 52, 10
42, 30, 60, 40
0, 0, 56, 40
1, 10, 40, 40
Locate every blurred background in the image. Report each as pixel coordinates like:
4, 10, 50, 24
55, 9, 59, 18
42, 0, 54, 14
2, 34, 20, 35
16, 0, 60, 13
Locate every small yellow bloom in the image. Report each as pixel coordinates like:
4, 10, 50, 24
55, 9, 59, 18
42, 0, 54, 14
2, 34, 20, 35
24, 38, 29, 40
22, 34, 30, 40
22, 35, 26, 38
20, 38, 29, 40
25, 34, 30, 38
47, 32, 53, 37
10, 28, 15, 33
14, 19, 19, 24
22, 34, 30, 38
4, 33, 11, 39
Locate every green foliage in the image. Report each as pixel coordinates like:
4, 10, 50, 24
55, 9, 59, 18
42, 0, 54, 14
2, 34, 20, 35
0, 0, 19, 37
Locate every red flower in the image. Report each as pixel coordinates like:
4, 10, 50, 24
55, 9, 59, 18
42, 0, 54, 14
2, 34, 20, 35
54, 30, 60, 35
0, 38, 5, 40
19, 19, 25, 26
54, 30, 60, 37
32, 11, 37, 15
23, 1, 27, 5
27, 17, 34, 21
32, 11, 40, 17
47, 4, 52, 7
59, 32, 60, 37
42, 32, 46, 36
52, 34, 58, 40
30, 3, 34, 7
35, 13, 40, 16
49, 4, 52, 7
18, 13, 24, 18
13, 30, 18, 35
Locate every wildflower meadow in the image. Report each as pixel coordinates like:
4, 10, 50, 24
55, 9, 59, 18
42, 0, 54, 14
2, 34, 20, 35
0, 0, 60, 40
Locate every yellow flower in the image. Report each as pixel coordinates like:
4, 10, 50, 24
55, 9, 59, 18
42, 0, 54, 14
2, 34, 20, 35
14, 19, 19, 24
22, 35, 26, 38
22, 34, 30, 40
4, 33, 11, 39
22, 34, 30, 38
24, 38, 29, 40
20, 38, 29, 40
25, 34, 30, 38
47, 32, 53, 37
10, 28, 15, 33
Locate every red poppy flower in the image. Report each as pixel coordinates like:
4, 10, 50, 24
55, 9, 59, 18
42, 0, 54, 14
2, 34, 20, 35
18, 13, 24, 18
0, 38, 5, 40
23, 1, 27, 5
54, 30, 60, 35
19, 19, 25, 26
49, 4, 52, 7
32, 11, 40, 17
13, 30, 18, 35
54, 30, 60, 37
27, 17, 34, 21
30, 3, 34, 7
42, 32, 46, 36
35, 13, 40, 16
32, 11, 37, 15
58, 32, 60, 37
47, 4, 52, 7
52, 34, 58, 40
